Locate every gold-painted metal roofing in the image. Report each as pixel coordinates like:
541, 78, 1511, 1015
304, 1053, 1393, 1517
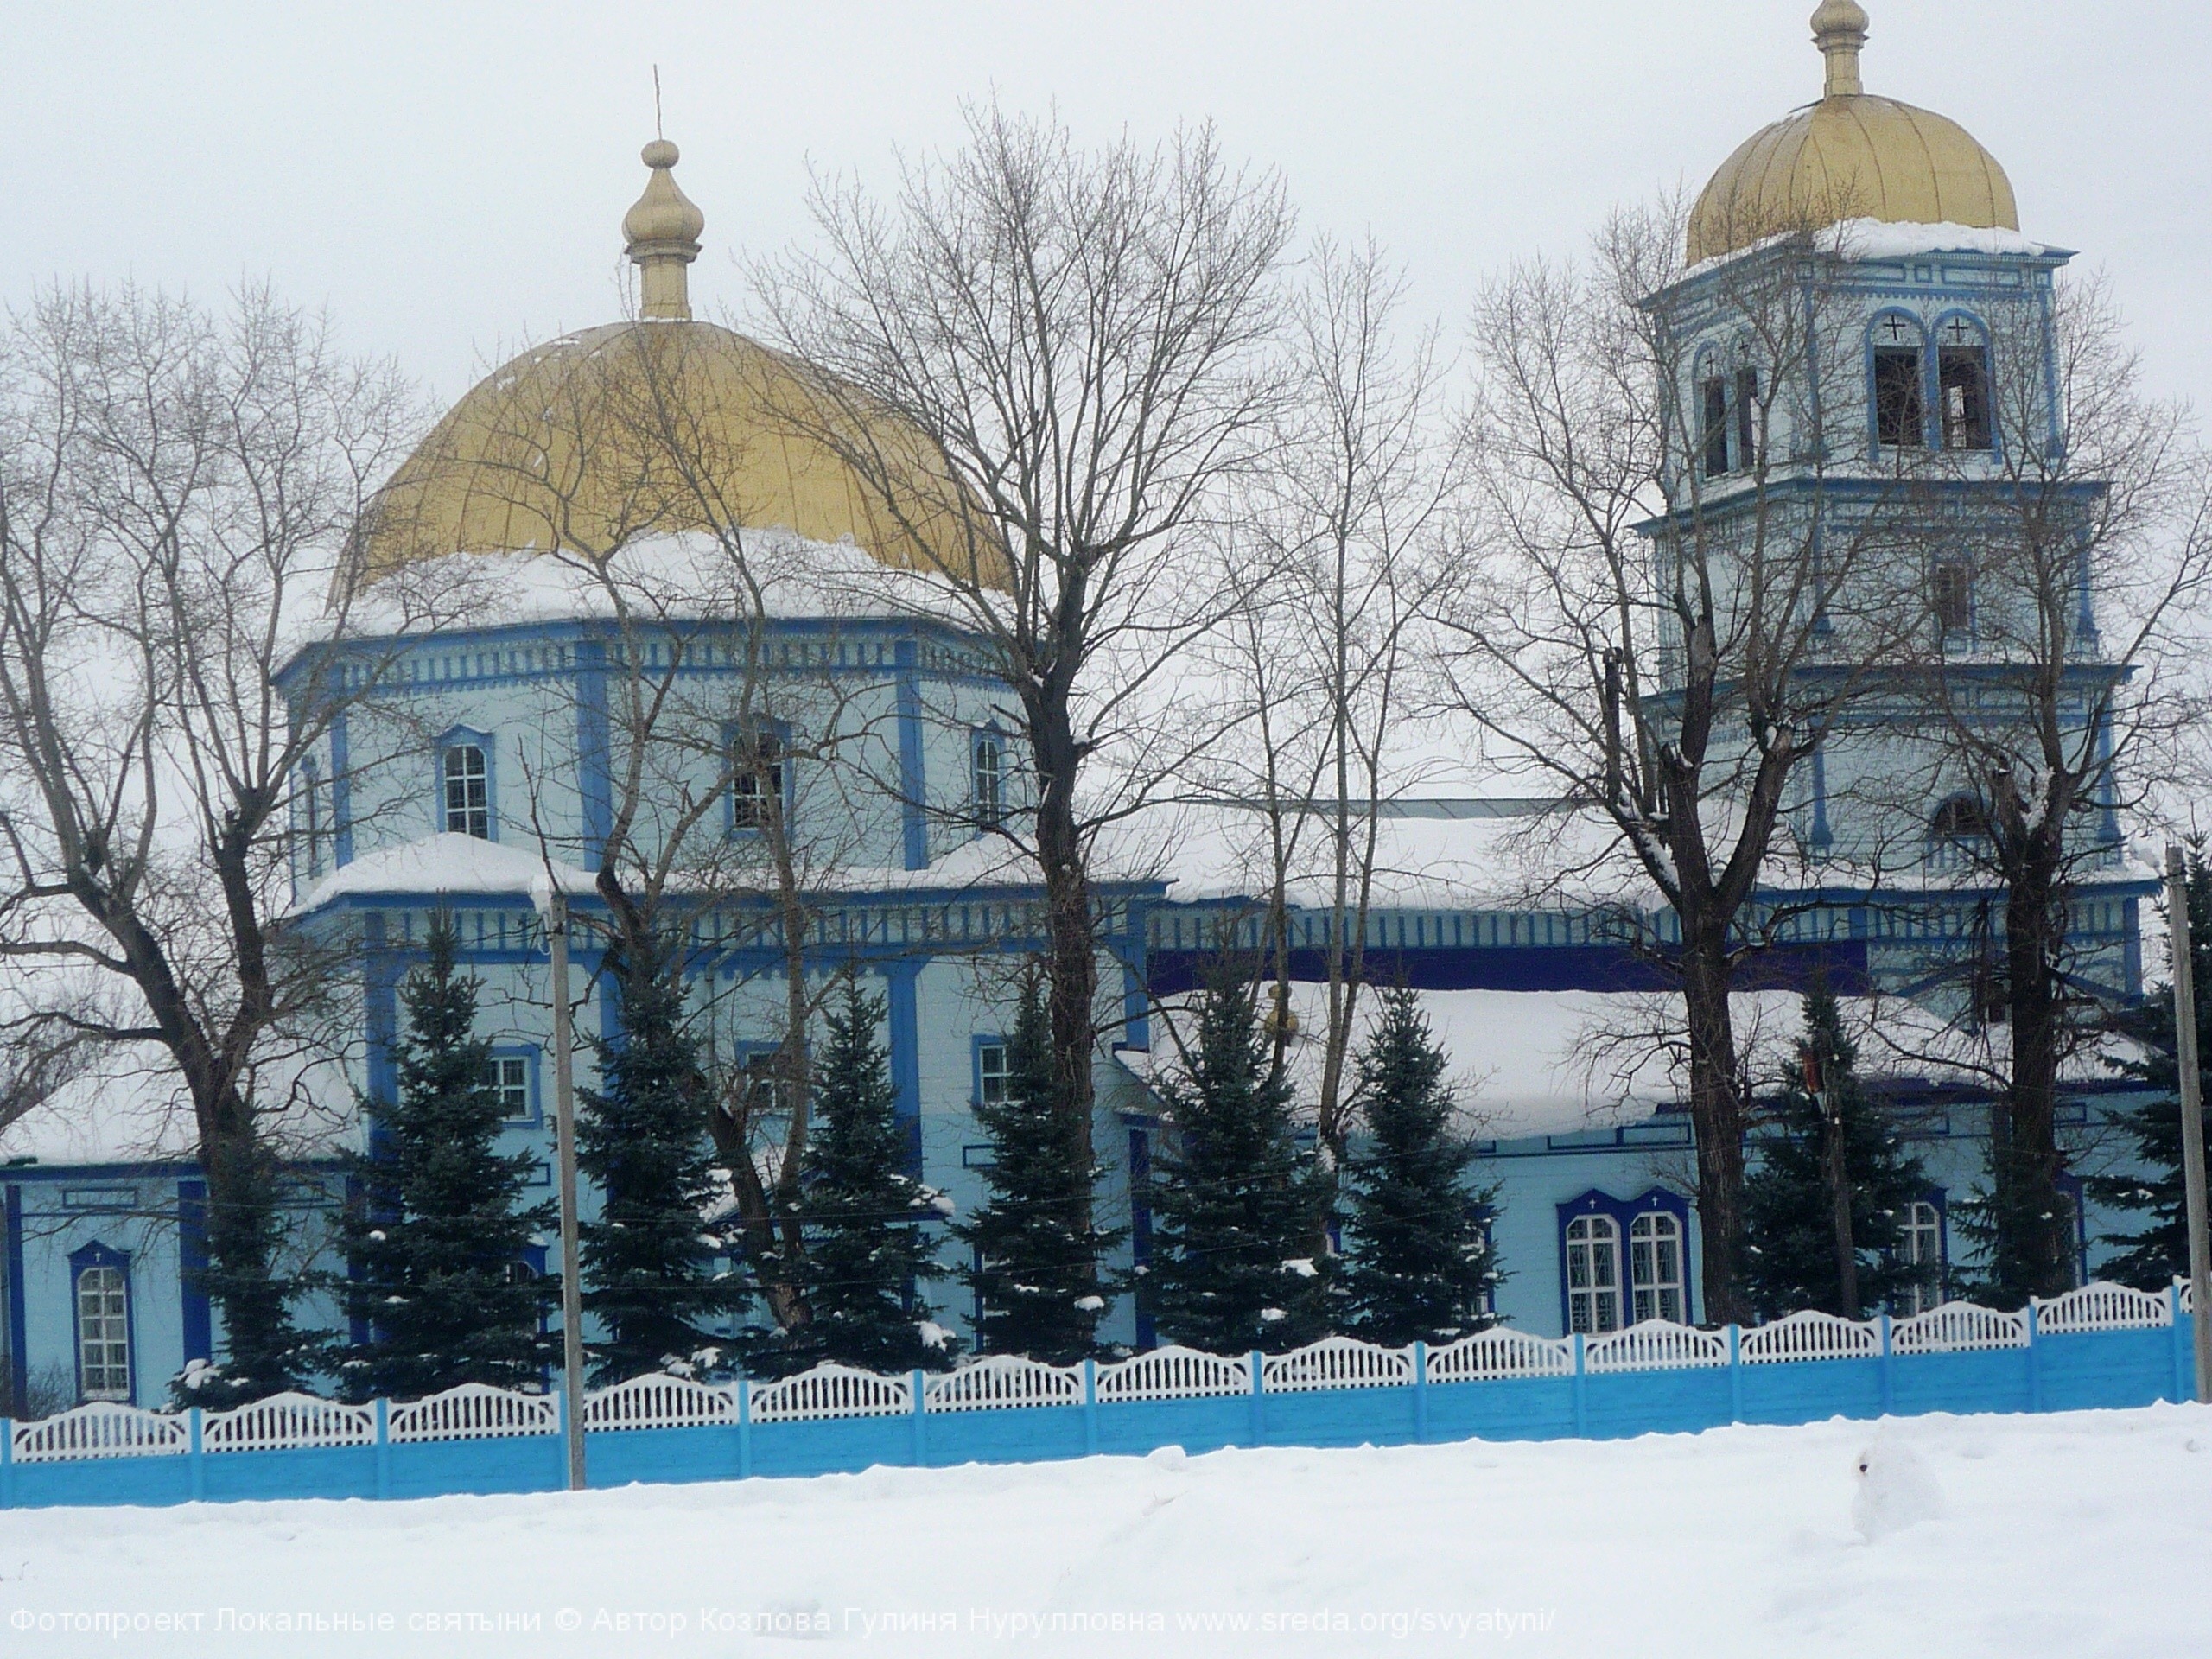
1687, 3, 2018, 264
358, 320, 1000, 588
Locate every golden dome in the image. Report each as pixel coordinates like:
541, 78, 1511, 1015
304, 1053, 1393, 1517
358, 144, 997, 588
1687, 3, 2018, 265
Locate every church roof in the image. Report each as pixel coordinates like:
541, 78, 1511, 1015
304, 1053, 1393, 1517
1687, 3, 2018, 265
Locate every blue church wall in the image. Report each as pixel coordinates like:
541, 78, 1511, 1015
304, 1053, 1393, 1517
2, 1314, 2198, 1512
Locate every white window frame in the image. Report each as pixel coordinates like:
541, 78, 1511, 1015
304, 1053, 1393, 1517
75, 1262, 132, 1402
486, 1054, 532, 1123
442, 744, 490, 839
972, 732, 1005, 830
1566, 1215, 1622, 1336
732, 729, 786, 833
1630, 1211, 1686, 1325
1900, 1199, 1943, 1315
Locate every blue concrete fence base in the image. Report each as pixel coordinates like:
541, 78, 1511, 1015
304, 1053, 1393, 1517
0, 1309, 2199, 1512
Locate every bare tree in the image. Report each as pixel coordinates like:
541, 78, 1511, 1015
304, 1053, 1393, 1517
1436, 200, 1920, 1324
1881, 275, 2212, 1300
1199, 235, 1459, 1167
0, 282, 420, 1401
751, 105, 1296, 1298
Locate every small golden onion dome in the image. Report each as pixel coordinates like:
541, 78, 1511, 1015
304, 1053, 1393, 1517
622, 139, 707, 321
1687, 2, 2018, 265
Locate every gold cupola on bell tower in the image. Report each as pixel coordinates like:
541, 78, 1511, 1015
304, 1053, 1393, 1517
622, 138, 706, 321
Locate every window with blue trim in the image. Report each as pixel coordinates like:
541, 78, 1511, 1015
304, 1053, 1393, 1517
1561, 1189, 1693, 1333
1566, 1214, 1621, 1335
972, 730, 1005, 830
486, 1052, 534, 1123
441, 740, 491, 838
1629, 1211, 1685, 1324
72, 1246, 132, 1402
1937, 317, 1993, 450
730, 722, 787, 834
976, 1037, 1010, 1106
1871, 313, 1926, 448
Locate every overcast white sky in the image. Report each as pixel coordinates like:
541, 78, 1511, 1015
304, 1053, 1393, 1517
5, 1, 2206, 409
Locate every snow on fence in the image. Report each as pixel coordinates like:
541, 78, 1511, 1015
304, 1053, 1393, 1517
1426, 1327, 1574, 1383
389, 1384, 558, 1444
202, 1393, 376, 1454
925, 1357, 1084, 1413
2031, 1282, 2171, 1334
1739, 1311, 1880, 1365
11, 1402, 189, 1463
1585, 1320, 1728, 1373
1094, 1345, 1251, 1403
1891, 1301, 2030, 1355
1262, 1337, 1414, 1393
581, 1374, 739, 1433
749, 1363, 912, 1423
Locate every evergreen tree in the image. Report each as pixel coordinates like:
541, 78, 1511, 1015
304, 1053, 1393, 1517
778, 981, 955, 1375
1338, 987, 1500, 1344
577, 929, 749, 1384
1147, 975, 1330, 1353
2090, 848, 2212, 1289
1742, 982, 1931, 1319
329, 914, 556, 1400
951, 976, 1125, 1362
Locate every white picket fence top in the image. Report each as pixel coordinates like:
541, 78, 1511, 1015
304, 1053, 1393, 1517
1585, 1320, 1729, 1373
1095, 1345, 1251, 1402
1427, 1327, 1575, 1382
1891, 1300, 2031, 1354
2032, 1281, 2173, 1334
581, 1374, 739, 1433
201, 1392, 376, 1454
389, 1383, 558, 1444
1262, 1336, 1415, 1393
749, 1363, 912, 1423
1740, 1311, 1880, 1365
10, 1402, 190, 1463
925, 1357, 1084, 1413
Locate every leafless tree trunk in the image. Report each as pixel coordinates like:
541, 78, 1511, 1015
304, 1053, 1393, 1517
1437, 200, 1916, 1325
751, 105, 1295, 1287
0, 283, 419, 1400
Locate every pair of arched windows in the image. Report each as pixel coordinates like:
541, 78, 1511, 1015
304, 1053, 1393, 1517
1872, 314, 1993, 452
1565, 1210, 1686, 1333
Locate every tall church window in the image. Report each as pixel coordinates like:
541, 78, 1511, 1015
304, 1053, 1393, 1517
1928, 794, 1986, 871
1630, 1211, 1686, 1324
75, 1262, 132, 1402
1872, 315, 1925, 448
1733, 366, 1759, 471
1939, 319, 1993, 450
1701, 376, 1732, 478
1898, 1199, 1944, 1315
442, 745, 490, 839
1566, 1215, 1622, 1335
1931, 561, 1974, 637
972, 731, 1005, 830
732, 726, 786, 833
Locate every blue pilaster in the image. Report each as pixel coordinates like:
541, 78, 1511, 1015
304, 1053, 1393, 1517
177, 1180, 213, 1366
329, 711, 353, 868
894, 639, 928, 872
884, 961, 923, 1174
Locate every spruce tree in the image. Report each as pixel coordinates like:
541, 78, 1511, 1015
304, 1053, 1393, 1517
1742, 982, 1931, 1319
1338, 987, 1500, 1345
951, 976, 1124, 1362
1147, 975, 1330, 1353
778, 981, 954, 1375
577, 929, 749, 1384
332, 914, 556, 1401
2090, 848, 2212, 1289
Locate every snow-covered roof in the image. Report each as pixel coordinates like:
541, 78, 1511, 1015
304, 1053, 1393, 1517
1677, 218, 2070, 288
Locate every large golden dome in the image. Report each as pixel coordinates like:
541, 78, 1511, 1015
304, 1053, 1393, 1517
359, 143, 993, 588
1687, 3, 2018, 265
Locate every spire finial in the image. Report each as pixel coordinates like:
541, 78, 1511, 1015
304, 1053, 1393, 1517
1812, 1, 1870, 99
622, 129, 704, 321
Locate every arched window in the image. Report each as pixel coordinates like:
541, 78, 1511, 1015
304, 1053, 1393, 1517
1566, 1215, 1622, 1335
1870, 313, 1926, 448
972, 731, 1005, 830
1928, 794, 1986, 870
1630, 1211, 1686, 1324
442, 744, 490, 839
1898, 1199, 1944, 1315
75, 1262, 132, 1402
1937, 316, 1993, 450
1700, 365, 1732, 479
1696, 352, 1762, 480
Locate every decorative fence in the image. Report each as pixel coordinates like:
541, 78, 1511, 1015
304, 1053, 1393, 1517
0, 1281, 2200, 1511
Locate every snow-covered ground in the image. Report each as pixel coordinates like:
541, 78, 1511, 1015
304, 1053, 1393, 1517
3, 1406, 2207, 1656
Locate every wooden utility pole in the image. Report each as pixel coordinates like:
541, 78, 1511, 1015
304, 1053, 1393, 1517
1804, 1046, 1859, 1316
542, 887, 590, 1489
2164, 846, 2212, 1403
